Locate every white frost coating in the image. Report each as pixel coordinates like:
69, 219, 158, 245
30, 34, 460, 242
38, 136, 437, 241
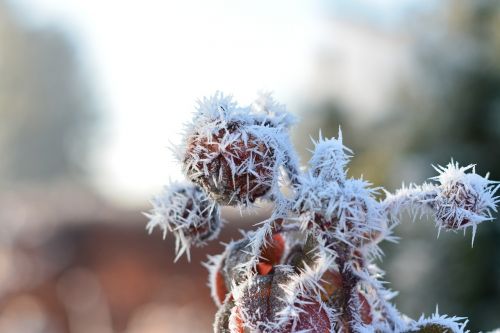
382, 183, 438, 225
146, 182, 222, 261
308, 129, 352, 182
251, 92, 298, 129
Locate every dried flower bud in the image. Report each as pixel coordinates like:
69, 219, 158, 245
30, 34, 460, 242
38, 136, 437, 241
184, 122, 274, 205
405, 309, 468, 333
229, 266, 292, 331
408, 324, 454, 333
325, 179, 383, 245
181, 92, 295, 206
431, 162, 499, 234
233, 274, 277, 330
297, 176, 385, 249
229, 266, 333, 333
206, 232, 287, 307
146, 182, 222, 261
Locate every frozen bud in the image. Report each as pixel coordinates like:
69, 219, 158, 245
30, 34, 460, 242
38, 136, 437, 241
146, 182, 222, 261
431, 162, 499, 234
216, 255, 333, 333
294, 169, 387, 248
408, 324, 455, 333
233, 274, 274, 330
309, 129, 352, 182
232, 267, 293, 332
181, 92, 294, 206
206, 232, 286, 307
299, 177, 385, 247
405, 310, 468, 333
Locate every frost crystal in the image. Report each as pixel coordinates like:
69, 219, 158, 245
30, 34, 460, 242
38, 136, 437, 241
147, 92, 499, 332
308, 130, 352, 182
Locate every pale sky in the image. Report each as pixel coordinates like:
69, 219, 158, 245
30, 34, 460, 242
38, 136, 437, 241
10, 0, 426, 205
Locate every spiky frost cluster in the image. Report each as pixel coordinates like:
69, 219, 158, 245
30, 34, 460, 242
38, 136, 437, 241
179, 92, 298, 206
146, 182, 222, 261
147, 92, 499, 332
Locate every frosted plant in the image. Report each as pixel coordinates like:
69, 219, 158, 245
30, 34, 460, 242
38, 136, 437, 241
146, 92, 499, 333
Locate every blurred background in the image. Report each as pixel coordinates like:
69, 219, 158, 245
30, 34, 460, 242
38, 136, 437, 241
0, 0, 499, 332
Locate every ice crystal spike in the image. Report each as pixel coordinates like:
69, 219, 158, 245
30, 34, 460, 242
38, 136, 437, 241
147, 92, 499, 332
